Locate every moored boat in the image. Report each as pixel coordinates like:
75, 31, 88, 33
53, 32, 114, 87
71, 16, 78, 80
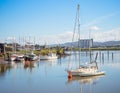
67, 4, 105, 78
25, 53, 38, 61
40, 53, 58, 60
15, 54, 24, 61
10, 54, 18, 61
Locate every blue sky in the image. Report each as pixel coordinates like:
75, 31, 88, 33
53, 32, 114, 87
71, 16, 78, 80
0, 0, 120, 44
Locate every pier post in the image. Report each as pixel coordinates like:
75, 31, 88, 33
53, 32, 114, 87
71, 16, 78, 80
112, 52, 114, 62
102, 53, 104, 65
99, 50, 101, 62
107, 50, 109, 60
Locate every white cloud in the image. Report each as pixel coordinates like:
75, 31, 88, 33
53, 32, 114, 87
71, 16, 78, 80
38, 28, 120, 44
38, 31, 74, 45
91, 28, 120, 42
89, 26, 99, 31
7, 37, 16, 41
5, 28, 120, 45
0, 39, 4, 43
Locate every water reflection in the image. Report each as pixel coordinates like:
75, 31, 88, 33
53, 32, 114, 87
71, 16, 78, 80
40, 59, 57, 66
67, 75, 105, 93
67, 75, 105, 83
0, 62, 13, 76
0, 60, 39, 76
23, 61, 38, 72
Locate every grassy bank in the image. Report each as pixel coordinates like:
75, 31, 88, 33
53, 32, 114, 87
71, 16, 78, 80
71, 47, 120, 51
1, 47, 120, 60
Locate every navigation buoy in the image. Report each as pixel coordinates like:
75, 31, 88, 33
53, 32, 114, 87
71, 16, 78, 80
68, 71, 72, 80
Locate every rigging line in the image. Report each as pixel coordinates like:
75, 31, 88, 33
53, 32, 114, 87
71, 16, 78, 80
68, 4, 78, 70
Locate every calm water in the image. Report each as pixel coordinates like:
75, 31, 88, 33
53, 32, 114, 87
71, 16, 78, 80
0, 51, 120, 93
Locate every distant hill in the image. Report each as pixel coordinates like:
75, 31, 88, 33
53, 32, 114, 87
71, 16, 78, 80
48, 40, 120, 47
93, 41, 120, 47
61, 41, 78, 47
58, 41, 120, 47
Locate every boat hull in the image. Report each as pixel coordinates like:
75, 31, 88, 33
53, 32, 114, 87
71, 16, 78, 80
78, 71, 105, 77
68, 68, 105, 77
40, 56, 58, 60
69, 71, 105, 77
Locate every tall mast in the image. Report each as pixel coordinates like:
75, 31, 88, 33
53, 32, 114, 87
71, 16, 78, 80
78, 4, 81, 68
89, 29, 91, 63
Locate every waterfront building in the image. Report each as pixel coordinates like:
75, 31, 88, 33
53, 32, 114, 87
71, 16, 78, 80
0, 43, 5, 53
79, 39, 93, 48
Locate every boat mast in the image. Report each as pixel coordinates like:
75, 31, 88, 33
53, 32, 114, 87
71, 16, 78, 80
77, 4, 81, 68
89, 29, 92, 63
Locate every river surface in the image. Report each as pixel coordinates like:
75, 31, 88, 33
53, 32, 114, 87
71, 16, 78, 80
0, 50, 120, 93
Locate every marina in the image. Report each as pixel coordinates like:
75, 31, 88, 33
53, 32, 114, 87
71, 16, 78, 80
0, 0, 120, 93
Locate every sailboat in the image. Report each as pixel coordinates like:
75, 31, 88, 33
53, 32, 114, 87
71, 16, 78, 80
67, 4, 105, 78
39, 43, 58, 60
10, 41, 20, 61
40, 52, 58, 60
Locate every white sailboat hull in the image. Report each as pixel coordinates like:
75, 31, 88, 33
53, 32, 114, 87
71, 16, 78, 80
78, 71, 105, 77
11, 57, 17, 61
68, 68, 105, 77
10, 54, 18, 61
40, 53, 58, 60
40, 55, 58, 60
